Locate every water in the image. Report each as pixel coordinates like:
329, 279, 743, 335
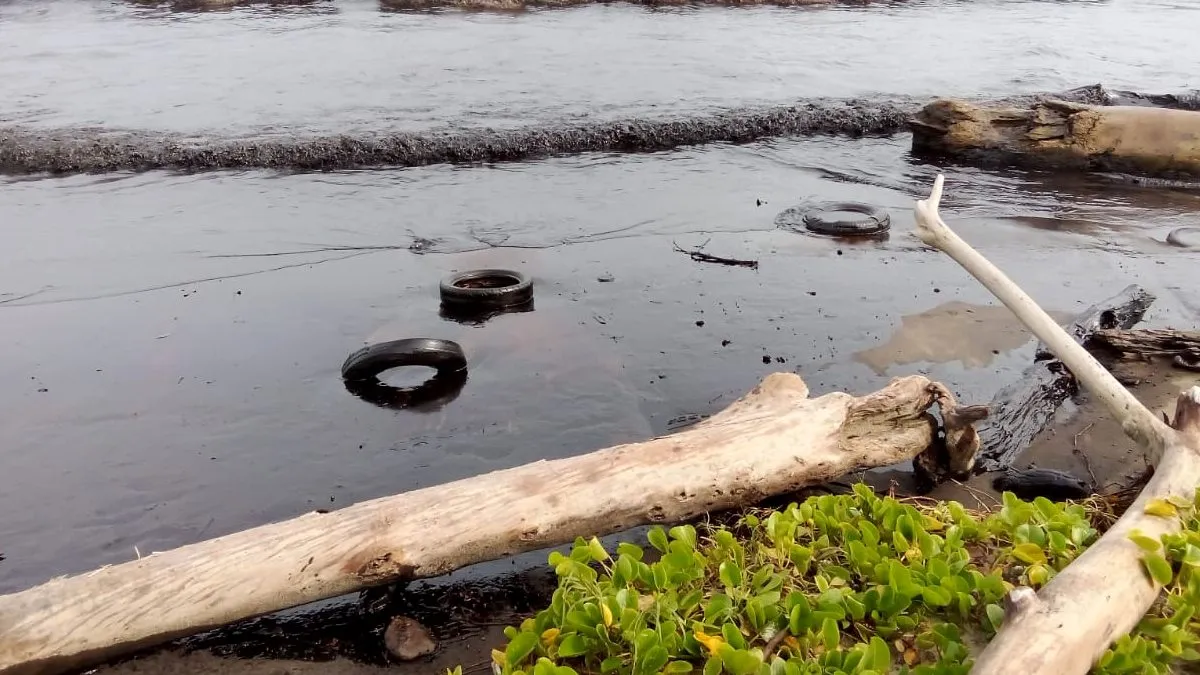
1, 0, 1198, 133
1, 0, 1200, 595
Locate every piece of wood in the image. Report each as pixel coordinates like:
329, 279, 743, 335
1091, 327, 1200, 358
0, 372, 975, 675
913, 173, 1200, 675
973, 285, 1155, 472
911, 99, 1200, 178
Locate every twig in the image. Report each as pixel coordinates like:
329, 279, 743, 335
672, 241, 759, 269
1072, 422, 1099, 487
762, 626, 791, 660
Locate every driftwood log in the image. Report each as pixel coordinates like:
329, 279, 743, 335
911, 98, 1200, 178
914, 173, 1200, 675
973, 285, 1155, 472
0, 373, 979, 675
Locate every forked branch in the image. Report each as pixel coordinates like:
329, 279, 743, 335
913, 173, 1200, 675
913, 174, 1172, 453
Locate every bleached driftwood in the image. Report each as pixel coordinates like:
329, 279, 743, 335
913, 173, 1200, 675
0, 372, 974, 675
911, 99, 1200, 178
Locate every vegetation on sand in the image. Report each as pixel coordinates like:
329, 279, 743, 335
448, 483, 1200, 675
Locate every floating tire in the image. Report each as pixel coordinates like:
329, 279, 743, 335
439, 269, 533, 310
800, 201, 891, 236
341, 338, 468, 411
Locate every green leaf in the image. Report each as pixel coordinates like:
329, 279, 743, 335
821, 617, 840, 652
638, 646, 669, 675
1129, 532, 1162, 553
556, 634, 588, 658
648, 527, 669, 553
1142, 552, 1175, 586
985, 604, 1005, 632
920, 585, 952, 607
587, 537, 609, 562
1184, 545, 1200, 568
703, 657, 722, 675
665, 662, 694, 674
617, 542, 644, 561
722, 623, 746, 650
719, 561, 743, 589
1011, 543, 1047, 565
669, 525, 698, 550
705, 594, 733, 623
868, 636, 891, 672
720, 648, 763, 675
506, 631, 540, 667
601, 657, 624, 673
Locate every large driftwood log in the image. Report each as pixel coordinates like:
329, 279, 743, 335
0, 373, 976, 675
913, 174, 1200, 675
911, 99, 1200, 178
974, 285, 1155, 472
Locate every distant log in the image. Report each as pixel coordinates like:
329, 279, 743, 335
911, 99, 1200, 178
973, 285, 1155, 472
0, 373, 977, 675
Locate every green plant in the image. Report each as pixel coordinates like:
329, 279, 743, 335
457, 485, 1200, 675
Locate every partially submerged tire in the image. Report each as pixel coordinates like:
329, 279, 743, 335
800, 202, 891, 236
1167, 226, 1200, 249
341, 338, 468, 411
991, 467, 1093, 502
440, 269, 533, 311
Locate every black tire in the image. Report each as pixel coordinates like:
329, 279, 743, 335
1174, 352, 1200, 372
342, 338, 467, 381
344, 369, 468, 412
340, 338, 468, 412
439, 269, 533, 310
800, 202, 891, 236
1167, 226, 1200, 249
991, 467, 1093, 502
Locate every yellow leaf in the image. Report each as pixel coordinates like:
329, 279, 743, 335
1027, 564, 1050, 586
1128, 531, 1162, 553
922, 515, 946, 532
1011, 543, 1047, 565
541, 628, 560, 645
1145, 499, 1179, 518
491, 650, 507, 667
903, 648, 919, 666
693, 630, 725, 654
601, 603, 614, 628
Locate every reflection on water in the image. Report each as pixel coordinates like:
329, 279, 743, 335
853, 301, 1075, 375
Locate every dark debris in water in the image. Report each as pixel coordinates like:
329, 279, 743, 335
2, 84, 1187, 176
0, 99, 918, 176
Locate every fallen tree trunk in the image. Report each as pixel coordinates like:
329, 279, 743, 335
0, 373, 978, 675
910, 98, 1200, 178
973, 284, 1155, 472
913, 173, 1200, 675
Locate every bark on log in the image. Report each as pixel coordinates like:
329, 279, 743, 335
913, 173, 1200, 675
973, 285, 1155, 472
1091, 327, 1200, 358
0, 372, 971, 675
910, 98, 1200, 178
